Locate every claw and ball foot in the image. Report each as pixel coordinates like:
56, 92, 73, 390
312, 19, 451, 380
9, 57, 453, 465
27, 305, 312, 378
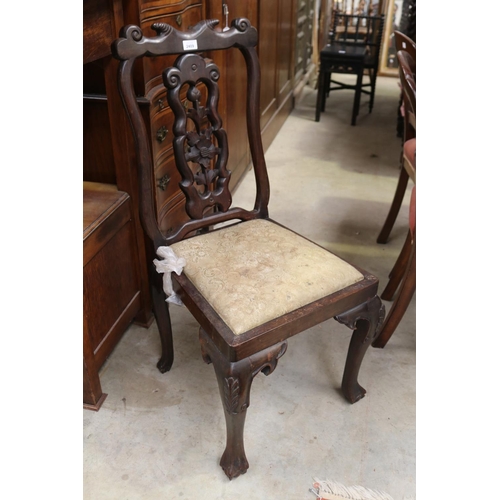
335, 296, 385, 403
199, 328, 287, 480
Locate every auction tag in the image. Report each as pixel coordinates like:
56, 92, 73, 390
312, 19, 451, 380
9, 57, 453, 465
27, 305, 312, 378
183, 40, 198, 51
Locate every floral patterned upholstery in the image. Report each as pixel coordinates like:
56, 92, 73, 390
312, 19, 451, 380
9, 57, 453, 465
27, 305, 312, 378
171, 219, 364, 335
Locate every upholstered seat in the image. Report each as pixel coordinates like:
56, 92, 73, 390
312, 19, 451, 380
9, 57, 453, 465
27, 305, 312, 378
170, 219, 364, 335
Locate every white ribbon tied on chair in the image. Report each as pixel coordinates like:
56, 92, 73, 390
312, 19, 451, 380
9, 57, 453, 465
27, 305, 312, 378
153, 246, 186, 306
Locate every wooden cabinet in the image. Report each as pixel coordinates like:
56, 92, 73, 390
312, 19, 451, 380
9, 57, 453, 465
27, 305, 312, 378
83, 182, 142, 410
126, 0, 204, 95
255, 0, 296, 151
295, 0, 315, 83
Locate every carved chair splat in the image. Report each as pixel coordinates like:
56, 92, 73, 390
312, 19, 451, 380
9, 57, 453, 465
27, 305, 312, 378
112, 18, 385, 480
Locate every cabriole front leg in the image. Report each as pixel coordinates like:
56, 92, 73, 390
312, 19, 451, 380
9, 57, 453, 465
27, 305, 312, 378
199, 329, 287, 480
335, 296, 385, 403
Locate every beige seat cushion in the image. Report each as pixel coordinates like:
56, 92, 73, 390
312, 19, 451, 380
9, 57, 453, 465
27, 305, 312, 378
171, 219, 364, 335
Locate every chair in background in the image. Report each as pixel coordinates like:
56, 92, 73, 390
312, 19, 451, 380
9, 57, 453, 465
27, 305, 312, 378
377, 33, 416, 243
373, 46, 416, 348
113, 18, 385, 480
394, 30, 415, 62
315, 11, 385, 125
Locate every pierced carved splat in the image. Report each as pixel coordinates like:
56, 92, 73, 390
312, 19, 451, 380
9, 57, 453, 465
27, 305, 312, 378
113, 19, 268, 245
163, 54, 231, 220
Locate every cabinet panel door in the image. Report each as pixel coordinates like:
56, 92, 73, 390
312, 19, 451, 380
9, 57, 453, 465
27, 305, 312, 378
258, 0, 280, 130
277, 0, 294, 103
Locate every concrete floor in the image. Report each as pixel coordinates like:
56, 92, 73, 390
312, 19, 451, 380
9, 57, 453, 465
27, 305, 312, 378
83, 76, 415, 499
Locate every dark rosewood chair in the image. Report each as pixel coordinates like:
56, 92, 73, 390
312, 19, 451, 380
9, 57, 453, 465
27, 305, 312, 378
315, 12, 385, 125
112, 18, 385, 480
373, 182, 415, 349
377, 35, 416, 244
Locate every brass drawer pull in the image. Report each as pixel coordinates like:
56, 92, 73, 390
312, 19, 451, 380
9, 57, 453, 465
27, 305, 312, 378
157, 98, 165, 110
157, 174, 171, 191
156, 125, 168, 143
176, 15, 182, 27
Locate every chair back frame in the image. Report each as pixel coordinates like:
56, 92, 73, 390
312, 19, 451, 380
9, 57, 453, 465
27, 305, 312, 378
330, 12, 384, 53
394, 30, 416, 65
397, 50, 416, 135
112, 19, 270, 249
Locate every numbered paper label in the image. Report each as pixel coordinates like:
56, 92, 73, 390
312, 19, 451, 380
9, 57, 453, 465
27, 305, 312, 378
183, 40, 198, 51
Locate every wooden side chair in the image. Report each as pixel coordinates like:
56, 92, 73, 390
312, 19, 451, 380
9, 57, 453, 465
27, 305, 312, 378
315, 12, 385, 125
377, 36, 416, 244
112, 18, 385, 480
374, 47, 416, 348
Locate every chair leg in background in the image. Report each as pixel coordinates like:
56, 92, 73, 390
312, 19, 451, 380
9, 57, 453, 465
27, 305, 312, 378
315, 66, 325, 121
351, 68, 364, 126
335, 296, 385, 403
321, 70, 330, 112
369, 69, 377, 113
199, 328, 287, 480
381, 230, 412, 301
373, 248, 416, 349
150, 269, 174, 373
377, 167, 409, 244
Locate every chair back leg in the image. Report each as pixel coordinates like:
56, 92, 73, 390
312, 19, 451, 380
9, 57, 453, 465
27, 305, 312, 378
381, 229, 412, 301
372, 246, 415, 348
377, 167, 410, 243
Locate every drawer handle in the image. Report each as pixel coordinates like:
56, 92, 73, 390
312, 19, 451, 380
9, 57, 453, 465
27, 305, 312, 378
157, 174, 171, 191
157, 98, 165, 110
156, 125, 168, 143
176, 15, 182, 27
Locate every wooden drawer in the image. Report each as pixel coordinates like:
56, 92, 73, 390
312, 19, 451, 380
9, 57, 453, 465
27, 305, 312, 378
150, 95, 175, 161
140, 0, 201, 15
149, 82, 208, 162
158, 192, 190, 236
141, 3, 203, 93
154, 152, 182, 213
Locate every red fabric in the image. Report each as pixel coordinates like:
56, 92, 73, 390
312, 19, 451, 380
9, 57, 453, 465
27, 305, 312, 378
403, 138, 416, 171
409, 186, 416, 236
